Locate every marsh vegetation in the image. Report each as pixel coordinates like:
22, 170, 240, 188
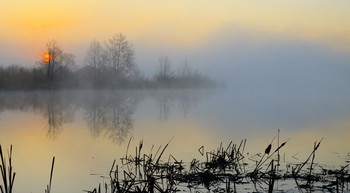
1, 135, 350, 193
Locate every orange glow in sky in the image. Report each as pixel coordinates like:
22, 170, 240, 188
1, 0, 350, 65
41, 53, 50, 63
1, 1, 350, 48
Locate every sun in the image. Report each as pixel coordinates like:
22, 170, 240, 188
41, 53, 51, 63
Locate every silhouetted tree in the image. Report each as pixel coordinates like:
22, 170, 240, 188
40, 40, 76, 84
105, 33, 135, 78
85, 40, 106, 69
178, 58, 192, 79
41, 40, 62, 83
84, 40, 107, 85
155, 55, 174, 83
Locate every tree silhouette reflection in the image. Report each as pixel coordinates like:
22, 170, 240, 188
0, 90, 203, 143
44, 93, 76, 139
84, 92, 139, 144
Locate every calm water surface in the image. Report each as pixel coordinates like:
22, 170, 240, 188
0, 89, 350, 192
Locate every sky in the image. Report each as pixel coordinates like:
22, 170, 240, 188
1, 0, 350, 81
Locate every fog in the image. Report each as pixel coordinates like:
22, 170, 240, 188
135, 28, 350, 94
1, 27, 350, 127
2, 28, 350, 90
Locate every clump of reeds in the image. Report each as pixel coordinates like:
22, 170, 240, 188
0, 145, 16, 193
88, 138, 184, 193
0, 146, 57, 193
2, 133, 349, 193
88, 131, 350, 193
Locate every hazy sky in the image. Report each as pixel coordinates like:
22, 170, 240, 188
1, 0, 350, 81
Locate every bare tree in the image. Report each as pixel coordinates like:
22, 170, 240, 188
60, 53, 76, 70
178, 58, 192, 79
41, 40, 62, 82
85, 40, 106, 71
155, 55, 174, 82
84, 40, 107, 85
40, 40, 75, 83
105, 33, 135, 77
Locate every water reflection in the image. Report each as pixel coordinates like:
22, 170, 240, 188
44, 96, 76, 139
83, 92, 140, 144
0, 90, 203, 143
150, 90, 201, 123
1, 89, 350, 193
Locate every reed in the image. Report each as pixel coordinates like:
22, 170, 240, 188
0, 145, 16, 193
44, 156, 55, 193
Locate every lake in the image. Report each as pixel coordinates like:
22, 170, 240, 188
0, 88, 350, 192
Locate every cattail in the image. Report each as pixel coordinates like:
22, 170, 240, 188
265, 144, 272, 155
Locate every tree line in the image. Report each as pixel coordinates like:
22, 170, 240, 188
0, 33, 216, 90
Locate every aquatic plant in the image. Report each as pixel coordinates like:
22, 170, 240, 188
87, 134, 350, 193
44, 157, 55, 193
0, 145, 15, 193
